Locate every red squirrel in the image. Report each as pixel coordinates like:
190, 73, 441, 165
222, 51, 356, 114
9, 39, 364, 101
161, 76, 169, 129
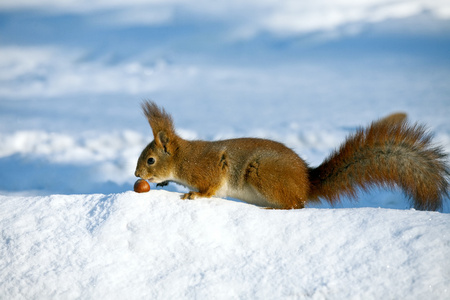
135, 101, 449, 210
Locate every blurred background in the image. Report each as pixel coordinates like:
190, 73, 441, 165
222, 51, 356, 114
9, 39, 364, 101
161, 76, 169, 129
0, 1, 449, 208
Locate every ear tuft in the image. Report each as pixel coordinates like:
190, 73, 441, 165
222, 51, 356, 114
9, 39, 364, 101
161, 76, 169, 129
142, 101, 176, 140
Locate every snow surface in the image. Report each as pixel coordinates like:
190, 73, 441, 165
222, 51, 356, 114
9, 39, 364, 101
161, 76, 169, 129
1, 1, 450, 299
1, 191, 449, 299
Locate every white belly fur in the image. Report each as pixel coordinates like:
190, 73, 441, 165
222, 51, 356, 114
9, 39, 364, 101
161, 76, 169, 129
171, 174, 272, 207
215, 180, 272, 207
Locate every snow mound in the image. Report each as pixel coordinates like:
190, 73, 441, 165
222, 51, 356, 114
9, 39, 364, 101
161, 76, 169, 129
1, 191, 449, 299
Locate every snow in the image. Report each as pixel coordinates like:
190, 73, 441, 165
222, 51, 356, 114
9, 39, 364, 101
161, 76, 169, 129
1, 191, 449, 299
1, 1, 450, 299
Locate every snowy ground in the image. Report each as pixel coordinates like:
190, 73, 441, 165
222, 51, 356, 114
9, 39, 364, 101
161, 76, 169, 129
1, 192, 449, 299
1, 1, 450, 299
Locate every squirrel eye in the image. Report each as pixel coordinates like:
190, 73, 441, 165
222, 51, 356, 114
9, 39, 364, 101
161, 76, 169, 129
147, 157, 155, 165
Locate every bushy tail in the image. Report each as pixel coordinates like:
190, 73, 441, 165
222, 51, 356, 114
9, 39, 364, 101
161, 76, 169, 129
308, 116, 449, 210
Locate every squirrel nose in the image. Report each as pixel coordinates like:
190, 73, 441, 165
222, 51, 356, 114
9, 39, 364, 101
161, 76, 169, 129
135, 170, 140, 178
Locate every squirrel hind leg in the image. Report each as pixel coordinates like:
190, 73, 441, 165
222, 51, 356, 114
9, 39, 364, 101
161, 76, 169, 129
243, 157, 309, 209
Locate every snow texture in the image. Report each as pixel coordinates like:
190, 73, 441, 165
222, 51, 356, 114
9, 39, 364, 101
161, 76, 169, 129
1, 191, 449, 299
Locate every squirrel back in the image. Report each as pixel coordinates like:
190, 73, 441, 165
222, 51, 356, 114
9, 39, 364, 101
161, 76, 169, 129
135, 101, 449, 210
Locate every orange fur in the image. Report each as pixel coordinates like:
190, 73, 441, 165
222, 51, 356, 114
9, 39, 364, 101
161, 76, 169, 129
308, 118, 449, 210
135, 101, 449, 210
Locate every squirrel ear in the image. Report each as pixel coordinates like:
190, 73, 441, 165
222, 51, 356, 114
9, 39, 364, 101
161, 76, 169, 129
156, 131, 170, 154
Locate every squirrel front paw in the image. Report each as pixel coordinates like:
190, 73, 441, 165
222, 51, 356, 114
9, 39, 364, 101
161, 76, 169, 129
181, 191, 197, 200
157, 181, 170, 187
182, 190, 215, 200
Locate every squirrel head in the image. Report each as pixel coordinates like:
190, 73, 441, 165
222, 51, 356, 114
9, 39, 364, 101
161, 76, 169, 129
135, 101, 178, 183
